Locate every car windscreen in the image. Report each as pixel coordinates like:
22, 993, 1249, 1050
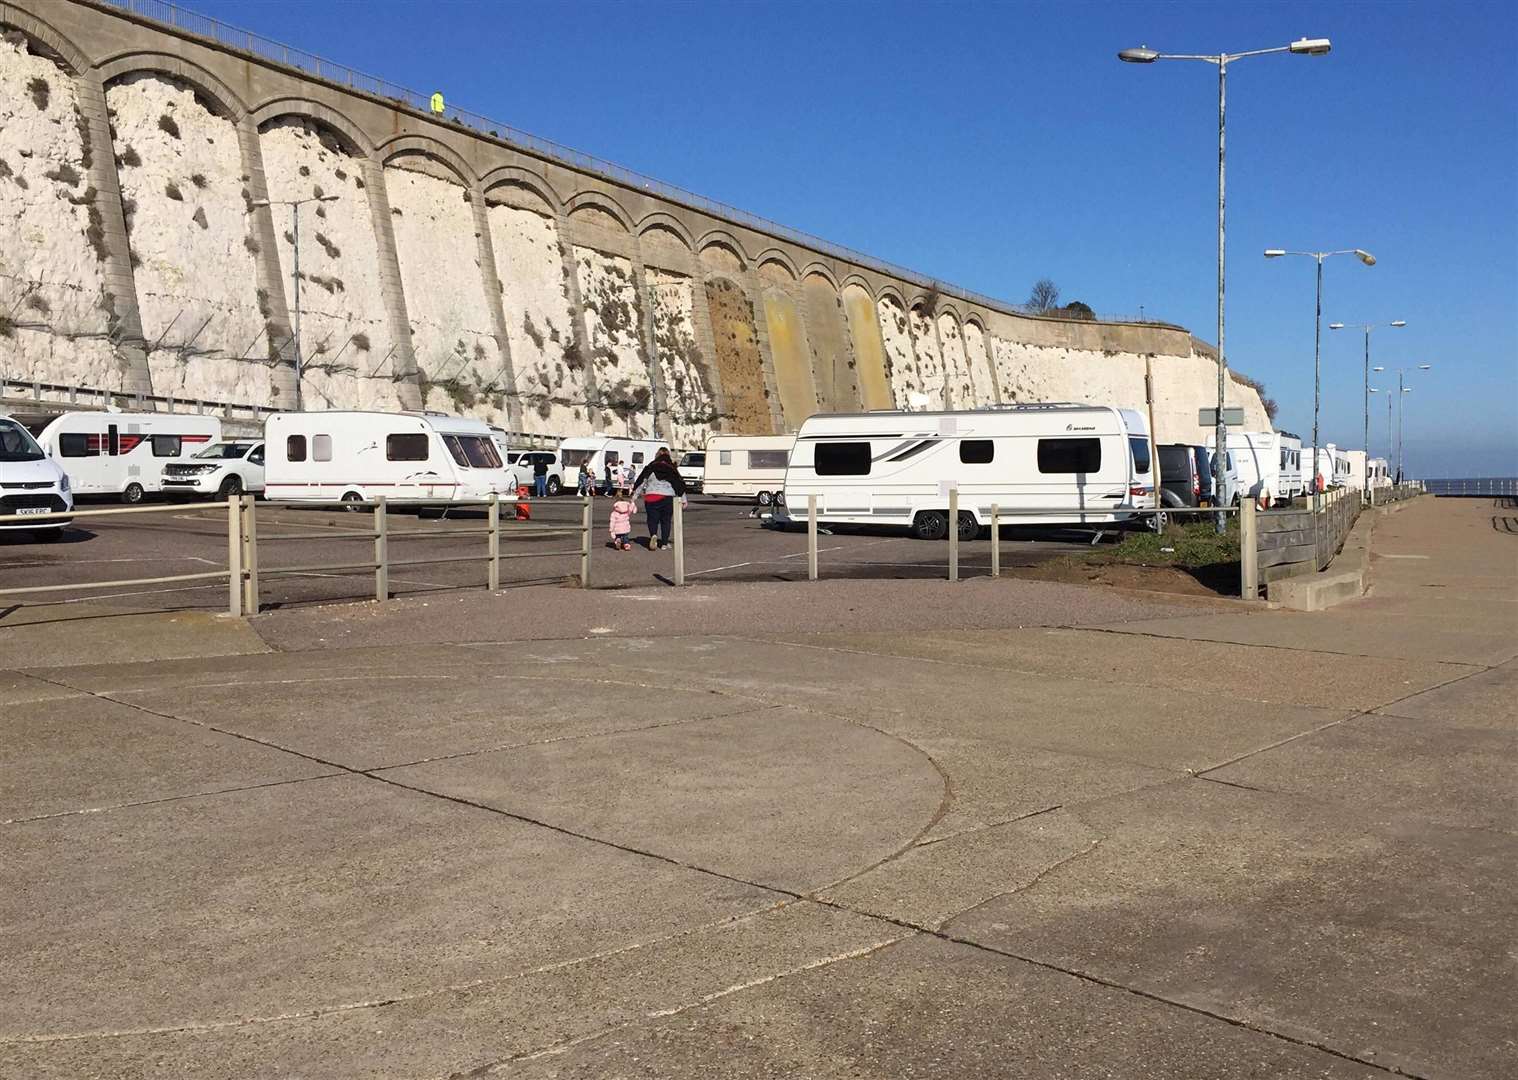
0, 419, 44, 462
194, 442, 251, 460
681, 453, 705, 467
443, 434, 504, 469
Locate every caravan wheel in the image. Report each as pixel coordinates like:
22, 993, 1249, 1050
912, 510, 949, 541
756, 491, 774, 507
341, 491, 365, 512
122, 482, 145, 505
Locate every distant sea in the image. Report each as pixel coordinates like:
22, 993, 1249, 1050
1423, 478, 1518, 496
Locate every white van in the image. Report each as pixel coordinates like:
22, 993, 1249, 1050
1207, 430, 1302, 506
559, 436, 669, 491
702, 434, 794, 505
782, 403, 1154, 540
37, 411, 221, 502
264, 411, 518, 506
0, 414, 72, 536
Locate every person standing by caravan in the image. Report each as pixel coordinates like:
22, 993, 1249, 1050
632, 447, 687, 550
531, 454, 549, 498
577, 461, 593, 497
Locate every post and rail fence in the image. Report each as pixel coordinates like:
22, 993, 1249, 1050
0, 495, 592, 617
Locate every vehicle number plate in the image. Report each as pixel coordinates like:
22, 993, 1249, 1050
16, 506, 48, 515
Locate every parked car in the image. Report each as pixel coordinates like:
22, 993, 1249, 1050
678, 451, 706, 493
1156, 443, 1202, 507
504, 449, 564, 495
0, 413, 72, 538
161, 440, 265, 500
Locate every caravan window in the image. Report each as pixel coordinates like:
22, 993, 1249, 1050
59, 433, 100, 458
1037, 438, 1102, 474
444, 435, 502, 469
719, 450, 733, 466
748, 449, 789, 470
386, 433, 429, 461
560, 448, 591, 469
815, 442, 871, 476
632, 452, 645, 465
1128, 437, 1150, 474
959, 439, 994, 465
151, 435, 181, 457
313, 435, 333, 462
286, 435, 307, 462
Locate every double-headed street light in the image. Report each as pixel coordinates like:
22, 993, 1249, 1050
1330, 319, 1406, 496
1373, 364, 1433, 481
249, 194, 340, 411
1119, 36, 1331, 531
1264, 248, 1376, 517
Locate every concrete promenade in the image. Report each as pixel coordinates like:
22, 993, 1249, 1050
1, 496, 1513, 1078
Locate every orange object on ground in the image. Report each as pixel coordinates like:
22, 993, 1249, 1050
515, 484, 531, 520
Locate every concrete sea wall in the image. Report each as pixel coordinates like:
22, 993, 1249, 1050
0, 0, 1268, 445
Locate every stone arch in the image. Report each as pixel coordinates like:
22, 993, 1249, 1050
754, 248, 801, 282
481, 165, 562, 214
565, 190, 633, 231
698, 229, 749, 271
97, 54, 250, 120
800, 262, 840, 290
0, 9, 90, 76
378, 135, 474, 188
964, 312, 988, 334
842, 282, 893, 411
252, 99, 373, 156
876, 283, 909, 308
635, 211, 695, 250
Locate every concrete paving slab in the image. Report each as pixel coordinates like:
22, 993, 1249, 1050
1375, 658, 1518, 729
0, 774, 777, 1036
771, 626, 1480, 712
0, 901, 897, 1080
380, 708, 945, 894
951, 781, 1517, 1080
501, 933, 1382, 1080
0, 607, 268, 668
820, 811, 1102, 929
116, 673, 764, 771
0, 695, 331, 821
0, 669, 82, 706
1207, 712, 1518, 833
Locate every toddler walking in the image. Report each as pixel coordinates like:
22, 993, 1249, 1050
607, 489, 635, 550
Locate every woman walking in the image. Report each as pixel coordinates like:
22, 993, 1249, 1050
631, 447, 687, 550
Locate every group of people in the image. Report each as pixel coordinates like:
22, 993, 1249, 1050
601, 448, 688, 552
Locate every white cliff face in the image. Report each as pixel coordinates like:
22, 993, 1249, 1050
261, 119, 401, 411
573, 247, 653, 436
962, 320, 995, 405
485, 202, 587, 435
936, 314, 977, 408
0, 33, 116, 386
384, 160, 503, 421
648, 268, 716, 450
909, 305, 946, 406
876, 296, 917, 407
107, 74, 272, 404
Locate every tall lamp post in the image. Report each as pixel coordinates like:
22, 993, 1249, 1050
1263, 248, 1376, 518
249, 194, 340, 412
1374, 364, 1432, 481
1119, 36, 1332, 531
1329, 319, 1406, 496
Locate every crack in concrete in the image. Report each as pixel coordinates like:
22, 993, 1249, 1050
0, 771, 345, 826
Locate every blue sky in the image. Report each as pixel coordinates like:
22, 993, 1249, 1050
195, 0, 1517, 476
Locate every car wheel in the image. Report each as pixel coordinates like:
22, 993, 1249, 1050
772, 490, 784, 507
341, 491, 365, 512
218, 475, 244, 499
956, 511, 980, 541
913, 510, 949, 541
756, 491, 773, 507
546, 476, 562, 496
122, 482, 145, 504
1150, 511, 1169, 532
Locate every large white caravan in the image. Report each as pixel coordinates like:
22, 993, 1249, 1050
1, 414, 72, 534
264, 411, 518, 506
559, 436, 669, 488
1367, 457, 1391, 489
1207, 430, 1302, 506
37, 411, 221, 502
782, 404, 1154, 539
702, 434, 795, 504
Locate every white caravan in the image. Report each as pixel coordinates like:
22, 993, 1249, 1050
559, 436, 669, 489
1367, 457, 1392, 489
1305, 446, 1338, 493
702, 434, 795, 504
37, 410, 221, 502
0, 414, 72, 535
782, 404, 1154, 540
1331, 446, 1353, 489
264, 411, 517, 506
1207, 430, 1302, 506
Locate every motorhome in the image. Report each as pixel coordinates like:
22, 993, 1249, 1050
263, 411, 518, 506
36, 411, 221, 502
558, 436, 669, 491
781, 404, 1154, 540
0, 413, 72, 535
1206, 430, 1302, 506
701, 434, 795, 504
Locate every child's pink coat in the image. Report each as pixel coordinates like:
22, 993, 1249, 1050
608, 499, 634, 536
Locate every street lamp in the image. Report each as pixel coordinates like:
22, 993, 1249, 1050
1329, 319, 1406, 496
249, 194, 340, 412
1263, 248, 1375, 518
1377, 364, 1433, 481
1119, 37, 1332, 531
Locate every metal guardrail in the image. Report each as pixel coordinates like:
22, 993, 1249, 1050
1424, 478, 1516, 497
0, 495, 592, 615
97, 0, 1171, 329
0, 376, 278, 424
